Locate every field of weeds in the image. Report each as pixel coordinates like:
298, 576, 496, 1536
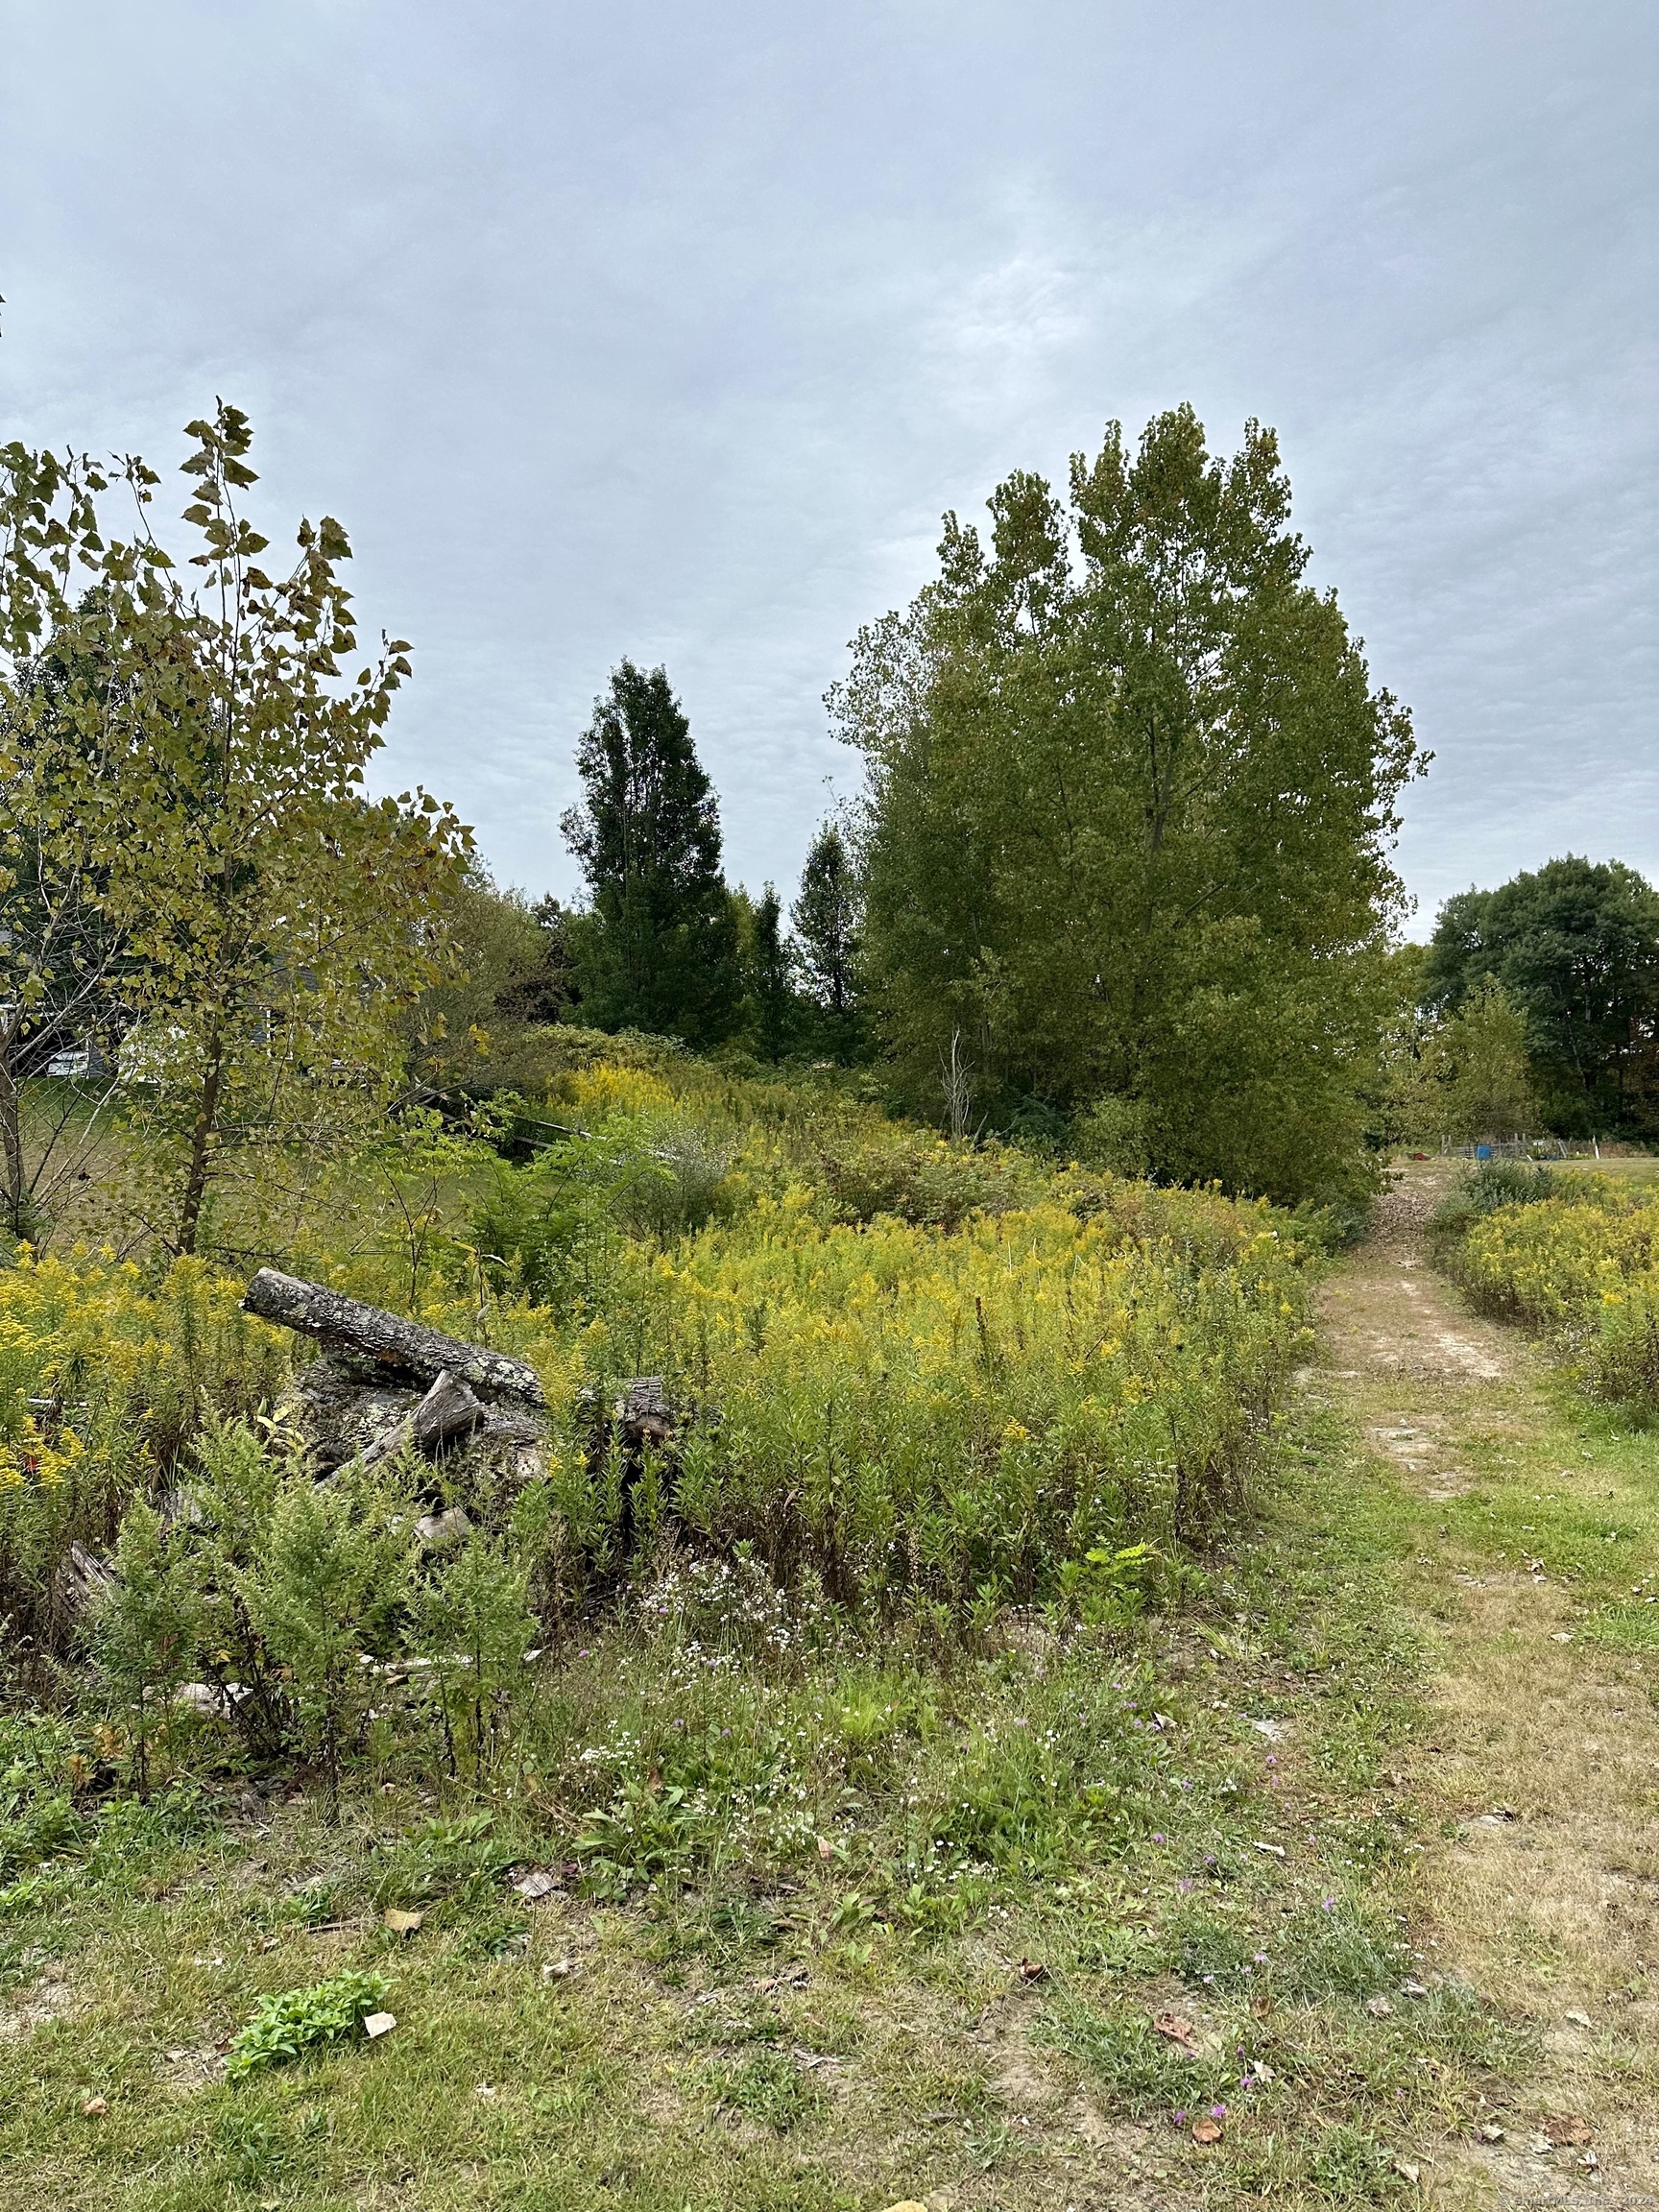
0, 1060, 1551, 2210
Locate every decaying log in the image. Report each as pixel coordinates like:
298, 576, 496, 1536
358, 1368, 487, 1472
53, 1538, 115, 1629
620, 1376, 675, 1455
243, 1268, 545, 1407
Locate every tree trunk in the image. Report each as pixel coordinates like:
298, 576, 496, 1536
242, 1267, 546, 1407
178, 1019, 225, 1256
0, 1030, 27, 1238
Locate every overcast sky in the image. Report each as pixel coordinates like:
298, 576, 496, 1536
3, 1, 1654, 932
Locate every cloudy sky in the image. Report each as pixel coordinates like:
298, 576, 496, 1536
3, 0, 1654, 931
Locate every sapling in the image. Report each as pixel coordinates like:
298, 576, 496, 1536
237, 1466, 415, 1817
94, 1499, 203, 1797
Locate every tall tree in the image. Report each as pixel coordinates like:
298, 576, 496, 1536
1, 406, 470, 1255
830, 406, 1424, 1203
1424, 857, 1659, 1134
560, 661, 740, 1046
789, 820, 860, 1022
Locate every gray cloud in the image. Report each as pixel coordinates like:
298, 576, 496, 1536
3, 0, 1653, 930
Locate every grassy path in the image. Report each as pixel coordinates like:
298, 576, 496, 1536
1317, 1161, 1659, 2208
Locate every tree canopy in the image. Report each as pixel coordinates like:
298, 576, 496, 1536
831, 406, 1423, 1201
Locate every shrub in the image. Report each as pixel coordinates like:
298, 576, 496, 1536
812, 1125, 1041, 1230
412, 1532, 538, 1784
572, 1191, 1308, 1613
0, 1251, 287, 1646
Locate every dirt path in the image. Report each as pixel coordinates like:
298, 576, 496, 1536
1317, 1162, 1659, 2210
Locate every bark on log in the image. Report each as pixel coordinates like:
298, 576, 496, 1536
54, 1538, 115, 1629
242, 1268, 545, 1407
358, 1369, 488, 1472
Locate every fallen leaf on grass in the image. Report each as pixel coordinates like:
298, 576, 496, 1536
1541, 2114, 1591, 2147
362, 2011, 396, 2040
382, 1909, 422, 1936
1564, 2008, 1592, 2028
1151, 2010, 1197, 2048
1393, 2156, 1421, 2183
80, 2096, 107, 2116
1365, 1995, 1394, 2018
512, 1868, 560, 1902
1192, 2117, 1224, 2145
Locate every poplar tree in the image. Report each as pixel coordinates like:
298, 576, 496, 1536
832, 406, 1423, 1203
1, 407, 470, 1254
561, 661, 740, 1045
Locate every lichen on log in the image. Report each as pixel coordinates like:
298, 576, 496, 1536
242, 1268, 545, 1407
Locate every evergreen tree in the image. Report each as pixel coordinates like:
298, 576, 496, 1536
561, 662, 741, 1046
789, 821, 860, 1022
748, 883, 795, 1061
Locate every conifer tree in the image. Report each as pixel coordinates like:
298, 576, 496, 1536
560, 662, 740, 1045
748, 883, 795, 1061
789, 821, 860, 1022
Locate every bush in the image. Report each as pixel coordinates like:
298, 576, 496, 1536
812, 1125, 1041, 1230
92, 1499, 203, 1795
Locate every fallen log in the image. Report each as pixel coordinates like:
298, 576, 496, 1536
358, 1368, 488, 1472
243, 1268, 545, 1407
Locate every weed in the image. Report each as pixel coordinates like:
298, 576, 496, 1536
708, 2044, 824, 2132
225, 1969, 388, 2081
1041, 1993, 1231, 2114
